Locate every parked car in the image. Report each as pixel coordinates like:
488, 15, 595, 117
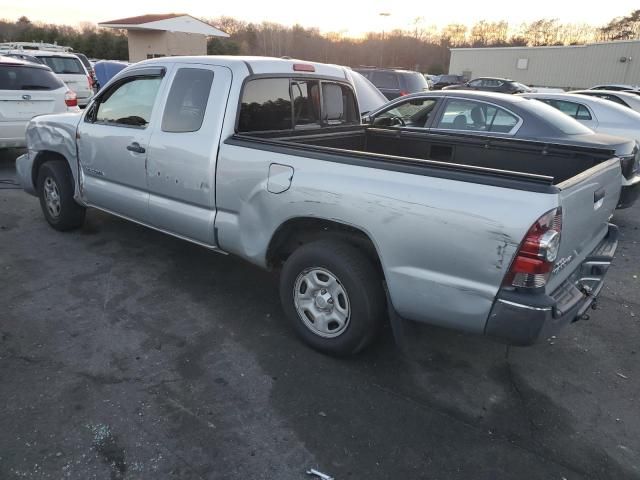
520, 92, 640, 144
352, 67, 429, 100
23, 51, 94, 107
431, 74, 464, 90
589, 84, 639, 92
17, 56, 622, 355
424, 74, 439, 89
0, 56, 79, 149
443, 77, 531, 94
93, 60, 129, 91
364, 90, 639, 208
569, 89, 640, 113
3, 52, 44, 65
74, 52, 98, 92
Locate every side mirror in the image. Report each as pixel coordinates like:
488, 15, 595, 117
362, 115, 372, 124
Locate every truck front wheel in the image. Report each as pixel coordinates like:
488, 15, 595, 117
279, 239, 386, 355
37, 161, 85, 231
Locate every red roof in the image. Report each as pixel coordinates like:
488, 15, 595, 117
100, 14, 187, 25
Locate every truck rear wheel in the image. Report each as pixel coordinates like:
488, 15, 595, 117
279, 239, 386, 355
37, 161, 85, 231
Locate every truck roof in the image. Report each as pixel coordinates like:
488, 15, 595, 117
138, 56, 350, 81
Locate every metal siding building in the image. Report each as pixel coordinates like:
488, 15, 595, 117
449, 40, 640, 90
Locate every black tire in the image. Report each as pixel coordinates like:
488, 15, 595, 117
36, 161, 85, 231
279, 239, 386, 356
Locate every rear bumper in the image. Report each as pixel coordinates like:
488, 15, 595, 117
485, 224, 618, 345
617, 174, 640, 209
0, 121, 28, 148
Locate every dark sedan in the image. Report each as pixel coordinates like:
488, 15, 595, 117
443, 77, 531, 94
364, 90, 640, 208
431, 74, 465, 90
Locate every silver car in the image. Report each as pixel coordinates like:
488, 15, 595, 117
0, 56, 79, 148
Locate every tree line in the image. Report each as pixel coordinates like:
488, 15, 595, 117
1, 10, 639, 74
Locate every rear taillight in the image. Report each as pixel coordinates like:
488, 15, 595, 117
503, 208, 562, 289
399, 90, 409, 96
65, 90, 78, 107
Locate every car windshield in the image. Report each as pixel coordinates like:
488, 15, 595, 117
0, 65, 64, 90
522, 98, 593, 135
39, 56, 85, 75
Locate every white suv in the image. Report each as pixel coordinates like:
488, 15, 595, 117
24, 51, 94, 107
0, 56, 79, 148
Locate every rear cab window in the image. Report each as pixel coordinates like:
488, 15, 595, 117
0, 64, 64, 91
238, 77, 358, 133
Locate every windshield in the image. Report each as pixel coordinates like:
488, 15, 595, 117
349, 70, 387, 115
39, 56, 85, 75
522, 98, 593, 135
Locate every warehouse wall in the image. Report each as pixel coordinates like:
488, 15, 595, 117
449, 41, 640, 90
127, 31, 207, 62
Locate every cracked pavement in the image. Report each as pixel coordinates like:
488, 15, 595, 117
1, 149, 639, 479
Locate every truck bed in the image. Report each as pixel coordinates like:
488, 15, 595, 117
232, 126, 617, 190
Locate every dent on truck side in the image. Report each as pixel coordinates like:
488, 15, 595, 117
214, 143, 560, 334
24, 113, 83, 198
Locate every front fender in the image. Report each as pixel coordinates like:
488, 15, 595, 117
24, 112, 83, 198
15, 152, 37, 195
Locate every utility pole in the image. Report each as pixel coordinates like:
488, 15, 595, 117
379, 12, 391, 66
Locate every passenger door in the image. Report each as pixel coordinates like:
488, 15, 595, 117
78, 66, 166, 222
146, 64, 232, 246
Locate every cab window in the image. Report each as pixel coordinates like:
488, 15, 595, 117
238, 78, 358, 132
162, 68, 214, 133
238, 78, 292, 132
93, 77, 162, 127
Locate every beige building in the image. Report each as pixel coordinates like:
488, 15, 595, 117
99, 14, 229, 62
449, 40, 640, 90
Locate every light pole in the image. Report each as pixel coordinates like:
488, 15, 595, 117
379, 12, 391, 67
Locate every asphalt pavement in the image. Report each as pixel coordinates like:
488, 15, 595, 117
1, 149, 639, 479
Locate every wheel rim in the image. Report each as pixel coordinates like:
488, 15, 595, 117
293, 267, 351, 338
43, 177, 61, 218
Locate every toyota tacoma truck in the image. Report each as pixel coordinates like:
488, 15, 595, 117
17, 56, 621, 355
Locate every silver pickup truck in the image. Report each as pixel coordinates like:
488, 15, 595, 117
17, 56, 621, 356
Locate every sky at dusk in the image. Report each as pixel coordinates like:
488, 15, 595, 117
0, 0, 637, 36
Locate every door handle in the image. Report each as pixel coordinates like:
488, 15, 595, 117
594, 188, 605, 203
127, 142, 146, 154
